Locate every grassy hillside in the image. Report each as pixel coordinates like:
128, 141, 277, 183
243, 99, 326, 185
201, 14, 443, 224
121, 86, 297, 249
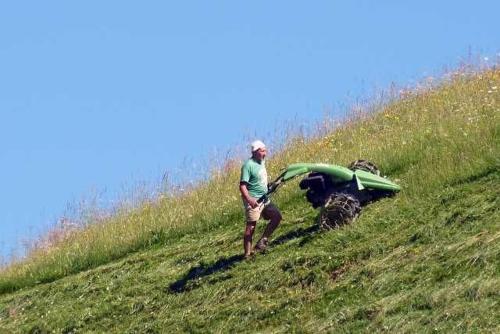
0, 68, 498, 333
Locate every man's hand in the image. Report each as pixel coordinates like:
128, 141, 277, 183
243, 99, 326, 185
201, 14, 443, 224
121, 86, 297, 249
247, 197, 259, 209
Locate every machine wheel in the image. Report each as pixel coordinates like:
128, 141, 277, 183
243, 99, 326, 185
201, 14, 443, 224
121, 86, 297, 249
319, 193, 361, 229
348, 159, 380, 176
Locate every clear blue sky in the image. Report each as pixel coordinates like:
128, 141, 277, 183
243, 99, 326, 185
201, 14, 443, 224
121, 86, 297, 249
1, 1, 498, 261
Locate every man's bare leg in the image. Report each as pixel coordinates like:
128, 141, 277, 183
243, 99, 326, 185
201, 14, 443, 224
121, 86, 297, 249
255, 211, 282, 251
262, 210, 282, 239
244, 221, 256, 257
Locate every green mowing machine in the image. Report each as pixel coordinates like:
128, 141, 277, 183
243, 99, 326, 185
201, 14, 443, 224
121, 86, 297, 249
258, 160, 401, 229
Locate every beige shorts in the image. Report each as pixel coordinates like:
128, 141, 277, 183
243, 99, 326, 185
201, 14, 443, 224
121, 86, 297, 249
243, 199, 281, 223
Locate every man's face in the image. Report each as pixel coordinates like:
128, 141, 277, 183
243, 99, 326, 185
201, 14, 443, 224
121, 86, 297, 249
253, 147, 267, 161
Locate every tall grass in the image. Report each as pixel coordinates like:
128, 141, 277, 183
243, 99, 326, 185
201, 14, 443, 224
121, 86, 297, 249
0, 66, 498, 294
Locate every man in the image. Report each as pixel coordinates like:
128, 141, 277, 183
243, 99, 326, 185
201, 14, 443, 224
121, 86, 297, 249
240, 140, 282, 258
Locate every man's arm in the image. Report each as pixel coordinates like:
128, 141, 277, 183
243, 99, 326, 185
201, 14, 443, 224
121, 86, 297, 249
239, 182, 258, 208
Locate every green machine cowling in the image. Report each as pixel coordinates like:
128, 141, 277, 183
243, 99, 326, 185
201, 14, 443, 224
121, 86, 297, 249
282, 163, 400, 192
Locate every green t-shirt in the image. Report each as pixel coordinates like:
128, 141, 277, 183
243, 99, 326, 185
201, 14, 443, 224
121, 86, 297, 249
240, 158, 268, 198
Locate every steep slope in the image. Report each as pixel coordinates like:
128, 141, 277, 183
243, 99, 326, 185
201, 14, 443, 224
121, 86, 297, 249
0, 69, 498, 333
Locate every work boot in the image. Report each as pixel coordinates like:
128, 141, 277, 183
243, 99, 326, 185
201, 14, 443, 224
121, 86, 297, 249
254, 237, 268, 252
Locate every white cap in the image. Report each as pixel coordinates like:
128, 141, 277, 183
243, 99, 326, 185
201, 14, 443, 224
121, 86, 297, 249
250, 140, 266, 152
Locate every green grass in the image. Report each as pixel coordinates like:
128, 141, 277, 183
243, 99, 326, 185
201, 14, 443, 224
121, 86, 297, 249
0, 68, 498, 333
